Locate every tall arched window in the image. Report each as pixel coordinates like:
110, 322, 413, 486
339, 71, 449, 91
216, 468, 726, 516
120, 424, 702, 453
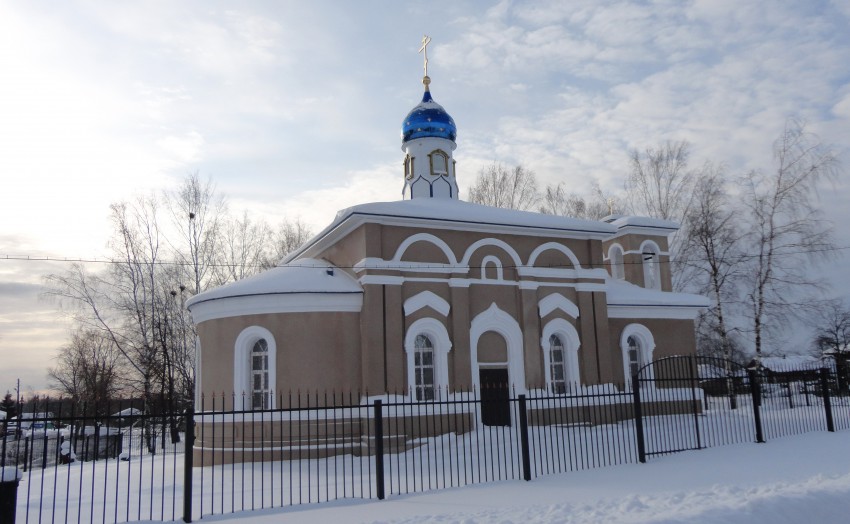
540, 318, 581, 394
626, 335, 641, 382
642, 242, 661, 290
251, 339, 270, 409
405, 318, 452, 401
549, 335, 566, 394
609, 244, 625, 280
414, 334, 435, 401
620, 324, 655, 388
234, 326, 277, 410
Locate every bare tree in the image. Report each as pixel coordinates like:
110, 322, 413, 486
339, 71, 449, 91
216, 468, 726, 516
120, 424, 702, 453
681, 169, 744, 361
810, 299, 850, 394
167, 172, 225, 295
264, 217, 314, 267
467, 163, 539, 211
214, 211, 272, 282
48, 329, 127, 410
625, 140, 695, 221
741, 120, 839, 359
540, 181, 622, 219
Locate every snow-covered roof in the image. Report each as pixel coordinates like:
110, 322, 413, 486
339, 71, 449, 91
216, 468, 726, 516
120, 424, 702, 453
759, 355, 827, 371
606, 279, 710, 308
605, 215, 680, 233
187, 258, 362, 309
286, 198, 617, 263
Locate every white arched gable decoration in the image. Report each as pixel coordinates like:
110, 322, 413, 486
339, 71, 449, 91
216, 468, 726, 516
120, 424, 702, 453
233, 325, 277, 408
470, 303, 526, 394
404, 317, 453, 398
480, 255, 504, 280
460, 238, 522, 269
620, 323, 656, 387
538, 293, 580, 319
392, 233, 458, 264
527, 242, 582, 269
404, 290, 451, 317
541, 318, 581, 392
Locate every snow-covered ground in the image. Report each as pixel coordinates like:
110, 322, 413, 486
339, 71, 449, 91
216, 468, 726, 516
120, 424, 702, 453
198, 430, 850, 524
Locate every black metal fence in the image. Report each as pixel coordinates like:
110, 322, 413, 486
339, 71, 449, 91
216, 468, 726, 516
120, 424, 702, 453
4, 358, 848, 523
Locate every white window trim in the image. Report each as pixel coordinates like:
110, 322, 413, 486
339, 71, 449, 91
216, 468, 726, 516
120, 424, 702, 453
620, 323, 655, 388
541, 318, 581, 393
527, 242, 582, 269
481, 255, 504, 280
429, 149, 450, 176
234, 326, 277, 409
470, 303, 526, 394
404, 318, 452, 400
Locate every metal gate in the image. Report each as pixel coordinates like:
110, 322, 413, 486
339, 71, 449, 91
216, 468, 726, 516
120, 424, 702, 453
633, 355, 759, 460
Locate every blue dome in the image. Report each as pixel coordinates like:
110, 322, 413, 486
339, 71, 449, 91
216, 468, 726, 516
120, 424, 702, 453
401, 91, 457, 143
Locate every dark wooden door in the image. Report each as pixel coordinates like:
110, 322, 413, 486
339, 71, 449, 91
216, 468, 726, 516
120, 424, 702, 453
480, 368, 511, 426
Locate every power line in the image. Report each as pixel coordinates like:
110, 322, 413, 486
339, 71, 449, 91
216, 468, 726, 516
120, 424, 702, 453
3, 243, 850, 271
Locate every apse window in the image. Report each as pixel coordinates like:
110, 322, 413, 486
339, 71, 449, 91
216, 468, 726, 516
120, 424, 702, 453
251, 339, 270, 409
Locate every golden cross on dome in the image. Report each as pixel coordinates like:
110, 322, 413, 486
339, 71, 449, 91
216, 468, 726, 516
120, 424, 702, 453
419, 35, 432, 78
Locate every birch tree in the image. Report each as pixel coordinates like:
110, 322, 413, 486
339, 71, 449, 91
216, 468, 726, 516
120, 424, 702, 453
741, 120, 839, 359
468, 163, 539, 211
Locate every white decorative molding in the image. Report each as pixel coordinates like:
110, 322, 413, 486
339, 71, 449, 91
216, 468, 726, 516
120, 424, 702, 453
538, 293, 580, 319
404, 290, 451, 317
480, 255, 504, 280
470, 303, 526, 394
233, 326, 277, 408
460, 238, 523, 268
527, 242, 582, 269
392, 233, 458, 265
355, 257, 460, 274
607, 305, 703, 320
190, 293, 363, 324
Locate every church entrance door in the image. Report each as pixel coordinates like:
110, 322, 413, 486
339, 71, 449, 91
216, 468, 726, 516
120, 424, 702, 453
479, 368, 511, 426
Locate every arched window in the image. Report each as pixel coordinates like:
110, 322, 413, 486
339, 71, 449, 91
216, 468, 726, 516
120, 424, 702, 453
540, 318, 581, 394
641, 242, 661, 290
251, 339, 270, 409
234, 326, 277, 410
608, 244, 625, 280
404, 154, 415, 180
429, 150, 449, 176
405, 318, 452, 401
414, 335, 435, 401
549, 335, 566, 394
620, 324, 655, 388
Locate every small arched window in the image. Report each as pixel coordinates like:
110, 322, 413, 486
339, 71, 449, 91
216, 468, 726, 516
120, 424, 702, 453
609, 244, 625, 280
251, 339, 270, 409
414, 334, 435, 401
549, 335, 566, 394
404, 154, 415, 180
642, 242, 661, 290
429, 150, 449, 176
626, 336, 641, 382
621, 324, 655, 388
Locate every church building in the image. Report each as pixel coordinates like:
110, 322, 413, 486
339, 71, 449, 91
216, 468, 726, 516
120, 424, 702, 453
186, 50, 709, 418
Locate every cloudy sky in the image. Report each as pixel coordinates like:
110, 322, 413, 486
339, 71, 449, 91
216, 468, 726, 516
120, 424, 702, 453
1, 0, 849, 394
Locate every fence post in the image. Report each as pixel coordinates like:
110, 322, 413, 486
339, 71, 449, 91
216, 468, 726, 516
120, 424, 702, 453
183, 406, 195, 523
747, 369, 765, 443
0, 467, 22, 524
820, 368, 835, 432
373, 400, 385, 500
517, 395, 532, 481
632, 377, 646, 463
